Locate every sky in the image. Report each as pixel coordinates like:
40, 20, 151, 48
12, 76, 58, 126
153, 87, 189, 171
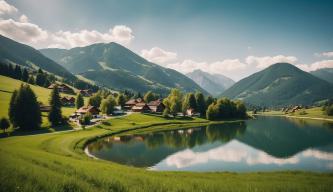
0, 0, 333, 80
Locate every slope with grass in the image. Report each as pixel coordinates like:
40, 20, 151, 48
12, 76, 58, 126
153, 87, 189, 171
40, 43, 207, 94
310, 68, 333, 84
0, 75, 84, 128
221, 63, 333, 107
0, 113, 332, 192
0, 35, 75, 80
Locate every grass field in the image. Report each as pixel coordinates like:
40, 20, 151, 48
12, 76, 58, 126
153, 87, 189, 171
258, 107, 333, 120
0, 75, 88, 128
0, 113, 332, 192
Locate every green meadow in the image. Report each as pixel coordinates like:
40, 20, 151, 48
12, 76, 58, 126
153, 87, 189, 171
1, 113, 333, 192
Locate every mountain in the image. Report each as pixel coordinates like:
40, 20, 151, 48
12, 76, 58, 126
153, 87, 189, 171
221, 63, 333, 107
310, 68, 333, 84
186, 69, 234, 96
40, 43, 207, 94
0, 35, 75, 80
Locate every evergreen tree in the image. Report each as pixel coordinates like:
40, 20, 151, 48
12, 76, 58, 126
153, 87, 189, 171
195, 92, 206, 117
35, 69, 46, 86
188, 93, 197, 110
8, 90, 18, 127
48, 85, 63, 126
0, 117, 10, 133
22, 68, 29, 82
27, 75, 35, 84
116, 93, 126, 107
144, 91, 156, 103
88, 93, 102, 108
8, 84, 41, 130
14, 65, 22, 80
206, 96, 214, 108
76, 93, 84, 109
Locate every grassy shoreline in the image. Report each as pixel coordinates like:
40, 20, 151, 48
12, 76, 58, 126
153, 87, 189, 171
1, 113, 333, 192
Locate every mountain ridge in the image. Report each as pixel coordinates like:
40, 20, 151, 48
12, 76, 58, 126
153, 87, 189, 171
221, 63, 333, 107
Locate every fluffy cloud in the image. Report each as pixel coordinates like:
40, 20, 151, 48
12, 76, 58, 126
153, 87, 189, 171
0, 0, 17, 16
246, 55, 298, 69
296, 60, 333, 72
0, 19, 48, 44
141, 47, 177, 64
0, 1, 134, 49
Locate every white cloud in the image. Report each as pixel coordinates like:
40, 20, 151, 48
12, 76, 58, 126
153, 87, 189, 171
49, 25, 134, 49
141, 47, 177, 64
318, 51, 333, 58
18, 14, 28, 23
0, 1, 134, 49
0, 0, 17, 16
0, 19, 48, 44
296, 60, 333, 72
246, 55, 298, 69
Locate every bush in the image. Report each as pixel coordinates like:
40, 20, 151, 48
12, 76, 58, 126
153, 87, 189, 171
79, 113, 92, 125
206, 98, 247, 120
325, 104, 333, 116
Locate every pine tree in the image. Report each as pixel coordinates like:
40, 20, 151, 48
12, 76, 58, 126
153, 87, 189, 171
8, 90, 18, 127
14, 65, 22, 80
76, 93, 84, 109
9, 84, 41, 130
116, 93, 126, 108
195, 92, 206, 117
144, 91, 156, 103
35, 69, 46, 86
22, 68, 29, 82
27, 75, 35, 84
48, 85, 63, 126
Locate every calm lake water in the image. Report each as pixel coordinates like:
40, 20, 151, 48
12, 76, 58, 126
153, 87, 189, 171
87, 116, 333, 172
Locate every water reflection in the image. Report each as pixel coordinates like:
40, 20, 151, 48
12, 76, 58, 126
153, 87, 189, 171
87, 116, 333, 172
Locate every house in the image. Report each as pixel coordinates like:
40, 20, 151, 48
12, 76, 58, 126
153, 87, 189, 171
186, 108, 196, 116
132, 102, 151, 113
147, 99, 165, 113
79, 89, 93, 97
60, 96, 75, 106
76, 105, 100, 116
124, 98, 143, 110
48, 83, 75, 94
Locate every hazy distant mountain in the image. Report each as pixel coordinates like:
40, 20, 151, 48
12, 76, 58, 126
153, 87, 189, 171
221, 63, 333, 107
186, 69, 234, 96
0, 35, 75, 80
310, 68, 333, 84
40, 43, 207, 94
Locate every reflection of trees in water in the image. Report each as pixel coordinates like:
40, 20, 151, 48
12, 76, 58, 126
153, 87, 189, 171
89, 122, 247, 151
143, 122, 247, 149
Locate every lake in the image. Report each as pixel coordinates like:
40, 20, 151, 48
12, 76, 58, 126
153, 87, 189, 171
87, 116, 333, 172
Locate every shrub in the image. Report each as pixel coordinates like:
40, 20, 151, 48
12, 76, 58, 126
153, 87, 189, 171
325, 104, 333, 116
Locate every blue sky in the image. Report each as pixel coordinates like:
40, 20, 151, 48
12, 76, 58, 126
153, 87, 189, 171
1, 0, 333, 80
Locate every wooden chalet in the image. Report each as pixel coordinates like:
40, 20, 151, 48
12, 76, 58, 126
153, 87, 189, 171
48, 83, 74, 94
76, 105, 100, 115
132, 102, 151, 113
60, 96, 75, 106
147, 99, 165, 113
124, 98, 143, 110
79, 89, 93, 97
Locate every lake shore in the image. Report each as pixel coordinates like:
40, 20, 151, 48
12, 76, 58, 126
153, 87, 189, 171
1, 113, 332, 192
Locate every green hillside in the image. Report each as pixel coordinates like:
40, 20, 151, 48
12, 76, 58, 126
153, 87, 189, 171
40, 43, 207, 94
310, 68, 333, 84
221, 63, 333, 107
0, 35, 75, 80
0, 75, 82, 127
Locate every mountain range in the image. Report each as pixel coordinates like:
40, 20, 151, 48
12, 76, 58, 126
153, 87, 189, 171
0, 35, 75, 81
186, 69, 234, 96
221, 63, 333, 107
40, 43, 207, 95
310, 68, 333, 84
